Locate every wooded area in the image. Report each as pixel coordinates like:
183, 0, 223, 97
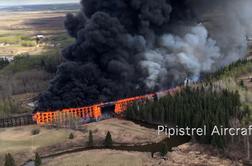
126, 86, 244, 148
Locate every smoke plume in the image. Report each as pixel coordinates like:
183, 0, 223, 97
141, 25, 221, 88
37, 0, 252, 111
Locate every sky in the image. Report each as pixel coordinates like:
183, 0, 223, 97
0, 0, 79, 6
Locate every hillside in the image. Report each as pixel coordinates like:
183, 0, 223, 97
0, 9, 75, 118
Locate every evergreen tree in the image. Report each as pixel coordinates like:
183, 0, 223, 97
34, 152, 42, 166
160, 143, 168, 156
240, 80, 245, 88
125, 86, 242, 148
104, 131, 113, 147
88, 130, 94, 147
69, 133, 74, 139
4, 153, 16, 166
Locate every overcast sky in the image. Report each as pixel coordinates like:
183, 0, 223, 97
0, 0, 79, 6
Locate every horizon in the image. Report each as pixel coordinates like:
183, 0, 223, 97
0, 0, 79, 7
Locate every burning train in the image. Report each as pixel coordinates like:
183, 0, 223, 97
33, 87, 181, 125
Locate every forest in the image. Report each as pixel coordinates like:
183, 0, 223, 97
125, 86, 246, 148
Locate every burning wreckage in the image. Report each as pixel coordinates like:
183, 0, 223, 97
33, 87, 181, 124
33, 0, 252, 125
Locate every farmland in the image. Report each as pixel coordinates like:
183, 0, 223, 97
0, 9, 75, 118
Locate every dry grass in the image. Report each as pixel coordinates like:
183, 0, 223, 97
43, 150, 150, 166
34, 119, 166, 160
0, 12, 66, 33
43, 143, 236, 166
0, 11, 72, 56
12, 93, 39, 110
0, 119, 166, 165
85, 119, 166, 144
0, 125, 75, 165
0, 126, 71, 154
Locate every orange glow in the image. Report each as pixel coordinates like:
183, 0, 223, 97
33, 87, 181, 125
114, 95, 152, 113
33, 105, 102, 125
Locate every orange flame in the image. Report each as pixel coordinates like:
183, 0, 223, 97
33, 87, 181, 125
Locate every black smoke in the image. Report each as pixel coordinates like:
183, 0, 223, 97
37, 0, 191, 111
37, 0, 251, 111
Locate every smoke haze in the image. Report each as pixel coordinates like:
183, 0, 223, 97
37, 0, 252, 111
141, 25, 221, 88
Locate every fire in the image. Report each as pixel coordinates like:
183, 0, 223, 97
114, 95, 153, 113
33, 105, 102, 125
33, 87, 181, 125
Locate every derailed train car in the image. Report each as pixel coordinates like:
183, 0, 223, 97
32, 87, 181, 125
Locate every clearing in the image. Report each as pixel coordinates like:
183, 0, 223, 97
84, 118, 166, 145
0, 125, 81, 165
0, 11, 74, 57
0, 119, 166, 165
43, 143, 238, 166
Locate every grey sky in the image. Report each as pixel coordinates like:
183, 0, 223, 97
0, 0, 79, 6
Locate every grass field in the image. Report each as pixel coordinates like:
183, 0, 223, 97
0, 125, 77, 165
44, 150, 149, 166
42, 144, 234, 166
85, 119, 166, 144
0, 125, 71, 154
0, 119, 166, 165
0, 11, 74, 57
0, 10, 74, 116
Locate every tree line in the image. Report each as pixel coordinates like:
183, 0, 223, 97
0, 57, 9, 70
205, 59, 252, 81
125, 86, 242, 148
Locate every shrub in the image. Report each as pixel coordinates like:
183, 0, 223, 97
21, 41, 36, 47
3, 52, 61, 74
0, 58, 9, 70
4, 153, 16, 166
34, 152, 42, 166
0, 36, 20, 44
31, 128, 40, 135
69, 133, 74, 139
0, 98, 22, 118
88, 130, 93, 147
20, 36, 32, 41
104, 131, 113, 147
240, 80, 245, 87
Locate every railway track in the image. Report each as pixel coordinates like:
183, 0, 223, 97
0, 87, 181, 128
0, 113, 35, 128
